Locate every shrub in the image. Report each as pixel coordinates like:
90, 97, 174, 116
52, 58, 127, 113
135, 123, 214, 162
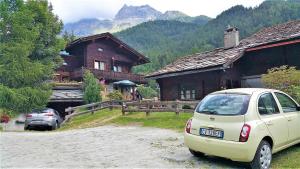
107, 90, 123, 100
262, 66, 300, 102
83, 70, 101, 104
182, 105, 192, 109
137, 86, 158, 99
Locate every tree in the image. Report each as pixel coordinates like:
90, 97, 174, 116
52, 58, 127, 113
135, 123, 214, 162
0, 0, 64, 113
107, 90, 123, 100
62, 30, 77, 44
262, 66, 300, 102
83, 70, 101, 104
137, 85, 158, 99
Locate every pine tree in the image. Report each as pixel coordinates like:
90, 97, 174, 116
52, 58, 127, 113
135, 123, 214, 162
0, 0, 64, 113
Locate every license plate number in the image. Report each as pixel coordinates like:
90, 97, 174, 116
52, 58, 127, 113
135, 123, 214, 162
200, 128, 224, 139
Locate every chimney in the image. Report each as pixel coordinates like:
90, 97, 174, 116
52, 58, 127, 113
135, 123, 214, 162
224, 25, 239, 49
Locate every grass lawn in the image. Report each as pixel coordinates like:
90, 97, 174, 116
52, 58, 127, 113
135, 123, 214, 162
60, 109, 299, 168
59, 109, 192, 131
271, 144, 300, 169
111, 112, 192, 131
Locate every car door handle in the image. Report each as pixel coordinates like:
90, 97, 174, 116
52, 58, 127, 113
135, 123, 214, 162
266, 121, 273, 126
287, 118, 293, 122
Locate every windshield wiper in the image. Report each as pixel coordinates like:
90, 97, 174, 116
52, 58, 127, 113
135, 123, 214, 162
198, 110, 218, 114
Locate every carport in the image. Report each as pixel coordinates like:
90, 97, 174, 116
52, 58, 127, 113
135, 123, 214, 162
48, 85, 84, 117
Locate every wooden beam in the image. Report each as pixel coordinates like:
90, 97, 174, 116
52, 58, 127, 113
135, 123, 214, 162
246, 39, 300, 52
146, 66, 224, 80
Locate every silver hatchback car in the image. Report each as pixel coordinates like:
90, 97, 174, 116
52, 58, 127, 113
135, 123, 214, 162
24, 108, 63, 130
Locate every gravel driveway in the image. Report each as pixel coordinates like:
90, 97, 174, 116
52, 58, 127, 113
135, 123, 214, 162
0, 126, 243, 168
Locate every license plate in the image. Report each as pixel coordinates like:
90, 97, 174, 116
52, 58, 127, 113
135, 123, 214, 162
200, 128, 224, 139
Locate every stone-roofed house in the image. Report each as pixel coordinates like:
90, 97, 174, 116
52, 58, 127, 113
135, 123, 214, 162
146, 20, 300, 101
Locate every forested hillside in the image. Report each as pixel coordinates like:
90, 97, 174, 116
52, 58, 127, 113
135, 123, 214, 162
115, 0, 300, 74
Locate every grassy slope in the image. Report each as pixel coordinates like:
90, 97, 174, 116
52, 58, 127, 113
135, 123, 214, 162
59, 109, 121, 130
60, 109, 299, 168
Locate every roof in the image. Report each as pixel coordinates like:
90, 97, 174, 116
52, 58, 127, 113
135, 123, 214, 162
147, 20, 300, 79
50, 89, 83, 102
66, 32, 150, 65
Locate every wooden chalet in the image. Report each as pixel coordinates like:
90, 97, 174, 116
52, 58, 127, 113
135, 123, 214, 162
55, 32, 149, 99
146, 20, 300, 101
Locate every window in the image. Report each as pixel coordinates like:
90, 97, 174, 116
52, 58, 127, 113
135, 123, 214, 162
258, 93, 279, 115
94, 61, 105, 70
180, 86, 196, 100
196, 94, 250, 115
113, 65, 122, 72
117, 66, 122, 72
275, 92, 298, 113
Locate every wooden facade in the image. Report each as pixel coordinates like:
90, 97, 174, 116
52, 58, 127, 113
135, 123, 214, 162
156, 42, 300, 101
56, 33, 149, 84
147, 21, 300, 101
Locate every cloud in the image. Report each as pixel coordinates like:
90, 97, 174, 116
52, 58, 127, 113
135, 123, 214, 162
49, 0, 264, 23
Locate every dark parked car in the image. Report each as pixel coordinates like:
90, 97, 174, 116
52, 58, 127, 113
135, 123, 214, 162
24, 108, 63, 130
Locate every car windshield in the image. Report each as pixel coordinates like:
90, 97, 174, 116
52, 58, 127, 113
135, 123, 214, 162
196, 93, 251, 115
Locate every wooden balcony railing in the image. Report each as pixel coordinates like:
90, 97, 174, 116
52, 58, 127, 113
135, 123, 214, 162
71, 68, 147, 83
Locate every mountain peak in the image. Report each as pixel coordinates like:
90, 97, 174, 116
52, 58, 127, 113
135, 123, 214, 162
115, 4, 162, 20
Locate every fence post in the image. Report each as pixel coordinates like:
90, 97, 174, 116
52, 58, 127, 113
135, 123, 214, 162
109, 100, 113, 111
122, 102, 126, 116
91, 105, 95, 115
175, 100, 179, 116
146, 101, 150, 116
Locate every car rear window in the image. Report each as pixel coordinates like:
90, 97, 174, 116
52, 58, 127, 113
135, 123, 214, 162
196, 93, 251, 115
32, 109, 51, 114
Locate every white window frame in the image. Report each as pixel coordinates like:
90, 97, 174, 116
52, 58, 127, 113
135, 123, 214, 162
94, 61, 105, 70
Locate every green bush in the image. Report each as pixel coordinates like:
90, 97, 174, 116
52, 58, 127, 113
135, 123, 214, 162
182, 105, 192, 109
83, 70, 101, 104
137, 86, 158, 99
262, 66, 300, 103
107, 90, 123, 100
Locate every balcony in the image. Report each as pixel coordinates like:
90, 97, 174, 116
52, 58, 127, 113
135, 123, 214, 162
71, 68, 147, 84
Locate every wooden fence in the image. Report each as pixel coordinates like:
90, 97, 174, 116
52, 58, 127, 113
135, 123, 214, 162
61, 100, 123, 126
122, 100, 199, 116
61, 100, 200, 126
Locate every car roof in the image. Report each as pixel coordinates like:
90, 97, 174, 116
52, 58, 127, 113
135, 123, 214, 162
211, 88, 281, 95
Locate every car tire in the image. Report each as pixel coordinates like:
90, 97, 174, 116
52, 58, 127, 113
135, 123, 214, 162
250, 140, 272, 169
189, 149, 204, 157
56, 121, 60, 129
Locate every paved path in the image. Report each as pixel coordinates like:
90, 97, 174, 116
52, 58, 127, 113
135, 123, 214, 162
0, 126, 243, 168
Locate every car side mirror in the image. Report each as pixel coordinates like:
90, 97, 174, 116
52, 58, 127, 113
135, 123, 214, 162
297, 106, 300, 111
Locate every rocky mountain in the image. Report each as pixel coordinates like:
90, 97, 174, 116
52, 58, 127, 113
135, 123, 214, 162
63, 4, 211, 36
115, 4, 162, 21
63, 18, 113, 37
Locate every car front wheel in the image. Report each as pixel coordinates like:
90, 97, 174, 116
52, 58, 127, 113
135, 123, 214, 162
250, 140, 272, 169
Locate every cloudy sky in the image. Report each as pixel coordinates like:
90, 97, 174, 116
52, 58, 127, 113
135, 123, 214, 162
49, 0, 264, 23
